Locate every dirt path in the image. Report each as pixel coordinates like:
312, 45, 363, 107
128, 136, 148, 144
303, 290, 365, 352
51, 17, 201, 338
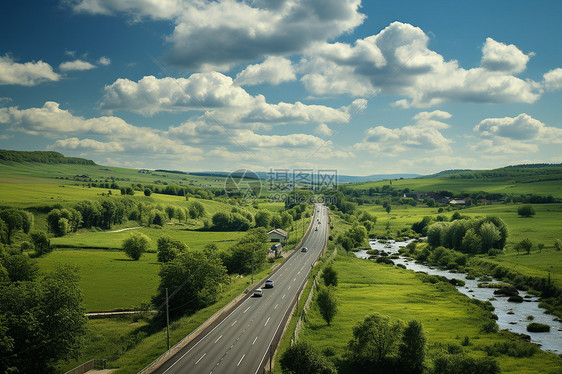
108, 226, 141, 233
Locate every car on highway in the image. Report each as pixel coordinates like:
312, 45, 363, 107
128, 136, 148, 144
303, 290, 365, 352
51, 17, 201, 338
253, 289, 263, 297
301, 246, 308, 252
264, 279, 274, 288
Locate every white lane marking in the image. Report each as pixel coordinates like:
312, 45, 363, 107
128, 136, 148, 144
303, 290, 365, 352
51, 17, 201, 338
288, 285, 292, 290
244, 306, 251, 314
282, 294, 286, 299
274, 303, 279, 309
231, 320, 237, 327
253, 336, 258, 345
297, 271, 301, 275
293, 277, 296, 282
237, 354, 246, 367
264, 317, 271, 327
195, 353, 206, 365
214, 335, 222, 344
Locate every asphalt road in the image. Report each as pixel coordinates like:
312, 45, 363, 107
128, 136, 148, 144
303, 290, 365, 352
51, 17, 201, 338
154, 203, 329, 374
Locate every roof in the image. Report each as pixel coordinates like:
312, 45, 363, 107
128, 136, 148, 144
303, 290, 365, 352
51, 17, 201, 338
267, 228, 288, 238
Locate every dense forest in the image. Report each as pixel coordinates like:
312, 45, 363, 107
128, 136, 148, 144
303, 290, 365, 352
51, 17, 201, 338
0, 150, 96, 165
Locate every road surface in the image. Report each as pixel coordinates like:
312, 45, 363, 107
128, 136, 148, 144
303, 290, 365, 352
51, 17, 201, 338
153, 203, 329, 374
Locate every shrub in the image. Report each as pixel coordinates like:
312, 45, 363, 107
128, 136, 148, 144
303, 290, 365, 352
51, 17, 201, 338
122, 232, 150, 260
526, 323, 550, 332
481, 320, 498, 333
517, 205, 536, 217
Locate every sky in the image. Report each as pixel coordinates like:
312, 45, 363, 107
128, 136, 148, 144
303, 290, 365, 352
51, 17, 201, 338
1, 0, 561, 176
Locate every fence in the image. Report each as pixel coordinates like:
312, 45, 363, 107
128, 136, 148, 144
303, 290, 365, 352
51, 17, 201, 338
64, 359, 106, 374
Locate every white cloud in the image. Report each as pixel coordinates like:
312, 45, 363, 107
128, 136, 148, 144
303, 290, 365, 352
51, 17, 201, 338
300, 23, 542, 107
472, 113, 562, 155
59, 59, 96, 72
100, 73, 353, 126
235, 56, 296, 86
98, 56, 111, 66
314, 123, 333, 137
474, 113, 562, 142
413, 110, 452, 121
51, 137, 125, 152
0, 55, 60, 86
543, 68, 562, 91
0, 101, 202, 158
66, 0, 365, 70
355, 110, 453, 155
480, 37, 532, 73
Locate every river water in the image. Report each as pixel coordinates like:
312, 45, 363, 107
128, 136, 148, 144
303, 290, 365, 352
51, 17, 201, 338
354, 239, 562, 354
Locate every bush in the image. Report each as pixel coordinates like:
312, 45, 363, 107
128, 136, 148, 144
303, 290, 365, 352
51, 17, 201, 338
484, 341, 539, 357
526, 323, 550, 332
122, 232, 150, 260
433, 353, 500, 374
508, 295, 524, 303
518, 205, 536, 217
280, 341, 336, 374
481, 320, 498, 333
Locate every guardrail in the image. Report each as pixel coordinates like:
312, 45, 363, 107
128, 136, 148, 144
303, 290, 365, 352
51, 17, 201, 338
64, 359, 106, 374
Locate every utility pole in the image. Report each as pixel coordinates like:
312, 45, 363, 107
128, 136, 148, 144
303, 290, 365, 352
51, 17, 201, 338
166, 288, 170, 351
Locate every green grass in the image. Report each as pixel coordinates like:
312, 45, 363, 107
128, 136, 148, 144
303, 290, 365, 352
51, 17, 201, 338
38, 249, 160, 311
289, 251, 562, 373
346, 176, 562, 198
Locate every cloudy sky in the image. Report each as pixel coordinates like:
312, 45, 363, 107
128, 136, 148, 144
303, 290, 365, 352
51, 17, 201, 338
1, 0, 561, 175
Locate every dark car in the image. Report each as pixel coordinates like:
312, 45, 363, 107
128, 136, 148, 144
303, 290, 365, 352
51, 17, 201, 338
301, 247, 308, 252
264, 279, 274, 288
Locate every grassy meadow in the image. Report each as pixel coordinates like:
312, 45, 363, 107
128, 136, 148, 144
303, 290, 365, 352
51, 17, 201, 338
285, 252, 562, 373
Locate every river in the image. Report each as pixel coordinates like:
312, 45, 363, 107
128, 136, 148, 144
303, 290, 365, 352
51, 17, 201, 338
354, 239, 562, 354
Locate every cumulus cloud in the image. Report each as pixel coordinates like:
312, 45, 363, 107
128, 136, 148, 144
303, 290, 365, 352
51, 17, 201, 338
0, 101, 202, 158
480, 37, 532, 73
300, 22, 542, 107
98, 56, 111, 66
59, 59, 96, 72
474, 113, 562, 145
314, 123, 333, 137
100, 73, 353, 126
543, 68, 562, 91
66, 0, 365, 70
235, 56, 296, 86
0, 55, 60, 86
355, 110, 453, 155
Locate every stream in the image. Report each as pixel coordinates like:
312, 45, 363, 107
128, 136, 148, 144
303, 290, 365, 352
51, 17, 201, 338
354, 239, 562, 355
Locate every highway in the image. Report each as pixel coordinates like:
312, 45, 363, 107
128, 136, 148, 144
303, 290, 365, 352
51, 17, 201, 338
153, 203, 329, 374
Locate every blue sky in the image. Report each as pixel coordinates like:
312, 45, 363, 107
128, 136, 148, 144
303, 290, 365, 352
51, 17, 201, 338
1, 0, 561, 175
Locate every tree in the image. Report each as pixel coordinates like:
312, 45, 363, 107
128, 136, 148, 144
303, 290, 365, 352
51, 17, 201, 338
157, 235, 187, 262
188, 201, 205, 219
0, 209, 28, 244
316, 287, 337, 325
555, 239, 562, 251
461, 228, 482, 254
479, 222, 500, 252
152, 250, 229, 319
518, 238, 533, 255
518, 205, 536, 217
271, 214, 283, 228
144, 188, 152, 196
2, 254, 39, 282
280, 341, 336, 374
30, 231, 51, 256
399, 320, 426, 374
122, 232, 150, 260
254, 210, 272, 228
347, 313, 403, 368
0, 265, 87, 373
165, 206, 176, 221
322, 266, 338, 287
386, 204, 392, 214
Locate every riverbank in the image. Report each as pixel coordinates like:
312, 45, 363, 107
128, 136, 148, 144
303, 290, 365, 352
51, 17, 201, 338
297, 250, 562, 373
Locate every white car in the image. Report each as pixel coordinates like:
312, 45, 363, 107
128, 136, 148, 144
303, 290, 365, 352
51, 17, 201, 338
253, 289, 263, 297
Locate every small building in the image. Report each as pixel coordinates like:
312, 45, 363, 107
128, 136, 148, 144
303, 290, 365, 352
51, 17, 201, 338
267, 228, 288, 244
449, 199, 466, 205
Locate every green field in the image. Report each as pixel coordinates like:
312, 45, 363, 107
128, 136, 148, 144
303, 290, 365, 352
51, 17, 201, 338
289, 252, 562, 373
346, 176, 562, 198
